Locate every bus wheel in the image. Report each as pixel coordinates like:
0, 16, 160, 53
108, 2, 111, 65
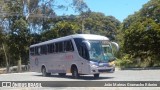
42, 67, 51, 77
58, 73, 66, 77
72, 68, 79, 79
94, 74, 99, 78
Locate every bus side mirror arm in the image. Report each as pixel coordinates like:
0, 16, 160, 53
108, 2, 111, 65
111, 42, 119, 51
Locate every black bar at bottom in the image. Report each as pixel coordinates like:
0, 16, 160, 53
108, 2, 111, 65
0, 81, 160, 87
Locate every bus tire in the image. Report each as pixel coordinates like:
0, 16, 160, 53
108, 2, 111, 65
94, 74, 99, 78
42, 67, 51, 77
72, 67, 79, 79
58, 73, 66, 77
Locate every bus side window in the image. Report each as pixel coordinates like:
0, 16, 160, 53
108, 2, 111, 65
47, 44, 51, 53
30, 47, 35, 56
58, 42, 64, 52
47, 43, 54, 53
41, 45, 47, 54
55, 43, 59, 53
55, 42, 64, 53
52, 43, 55, 53
79, 46, 89, 60
35, 47, 40, 55
74, 38, 89, 60
64, 40, 74, 52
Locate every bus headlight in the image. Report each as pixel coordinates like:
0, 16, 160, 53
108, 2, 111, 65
90, 61, 99, 68
90, 64, 98, 68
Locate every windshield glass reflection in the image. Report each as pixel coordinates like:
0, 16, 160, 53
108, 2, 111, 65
89, 40, 115, 62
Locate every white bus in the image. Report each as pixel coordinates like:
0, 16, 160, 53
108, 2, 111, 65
29, 34, 119, 78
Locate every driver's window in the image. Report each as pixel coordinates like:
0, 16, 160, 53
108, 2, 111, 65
74, 38, 89, 60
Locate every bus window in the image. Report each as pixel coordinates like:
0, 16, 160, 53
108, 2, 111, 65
47, 43, 55, 53
30, 47, 35, 56
52, 44, 55, 53
55, 43, 58, 53
40, 45, 47, 54
47, 44, 51, 53
35, 47, 40, 55
64, 40, 74, 51
58, 42, 64, 52
55, 42, 64, 53
74, 38, 89, 60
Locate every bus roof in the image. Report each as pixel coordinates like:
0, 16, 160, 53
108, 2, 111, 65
30, 34, 109, 47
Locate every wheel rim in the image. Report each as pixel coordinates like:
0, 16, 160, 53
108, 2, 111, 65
72, 68, 78, 78
42, 68, 46, 76
74, 70, 77, 77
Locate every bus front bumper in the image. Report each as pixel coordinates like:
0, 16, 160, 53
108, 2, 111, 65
90, 66, 115, 74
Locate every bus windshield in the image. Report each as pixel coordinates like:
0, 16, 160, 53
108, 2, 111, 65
89, 40, 115, 62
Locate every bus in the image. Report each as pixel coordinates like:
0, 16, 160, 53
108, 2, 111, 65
29, 34, 119, 78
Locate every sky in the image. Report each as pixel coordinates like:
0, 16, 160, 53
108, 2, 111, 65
54, 0, 150, 22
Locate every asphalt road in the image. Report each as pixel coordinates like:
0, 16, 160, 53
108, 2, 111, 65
0, 69, 160, 90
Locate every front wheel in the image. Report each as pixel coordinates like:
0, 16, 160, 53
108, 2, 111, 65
94, 74, 99, 78
72, 68, 79, 79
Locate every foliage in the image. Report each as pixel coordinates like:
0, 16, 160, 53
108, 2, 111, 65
116, 54, 134, 68
8, 18, 30, 64
82, 12, 121, 40
121, 0, 160, 67
0, 0, 92, 68
72, 0, 90, 13
40, 12, 121, 41
41, 21, 80, 41
1, 0, 160, 69
55, 21, 80, 36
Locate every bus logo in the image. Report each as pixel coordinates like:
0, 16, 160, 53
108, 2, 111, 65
2, 82, 11, 87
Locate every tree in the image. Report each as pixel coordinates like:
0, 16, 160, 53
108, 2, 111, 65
0, 24, 5, 68
0, 0, 122, 71
55, 21, 80, 37
71, 0, 90, 33
1, 0, 30, 72
41, 20, 80, 41
0, 0, 10, 72
8, 18, 30, 72
122, 0, 160, 67
26, 0, 90, 42
40, 12, 120, 41
83, 12, 120, 40
140, 0, 160, 23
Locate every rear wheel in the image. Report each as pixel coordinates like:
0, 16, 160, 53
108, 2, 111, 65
42, 67, 51, 77
72, 67, 79, 79
94, 74, 99, 78
58, 73, 66, 77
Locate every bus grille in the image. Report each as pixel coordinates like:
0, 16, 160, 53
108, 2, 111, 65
98, 69, 112, 72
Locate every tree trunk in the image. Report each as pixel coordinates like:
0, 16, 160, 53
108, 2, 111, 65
2, 43, 10, 73
17, 55, 22, 72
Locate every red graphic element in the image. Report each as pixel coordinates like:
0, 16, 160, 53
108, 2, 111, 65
65, 55, 73, 60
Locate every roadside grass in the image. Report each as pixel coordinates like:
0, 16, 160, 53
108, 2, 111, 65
115, 54, 160, 69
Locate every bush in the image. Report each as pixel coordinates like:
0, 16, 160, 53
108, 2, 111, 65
116, 54, 160, 68
115, 54, 134, 68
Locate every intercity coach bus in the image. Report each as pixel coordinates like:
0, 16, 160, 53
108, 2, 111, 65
29, 34, 119, 78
